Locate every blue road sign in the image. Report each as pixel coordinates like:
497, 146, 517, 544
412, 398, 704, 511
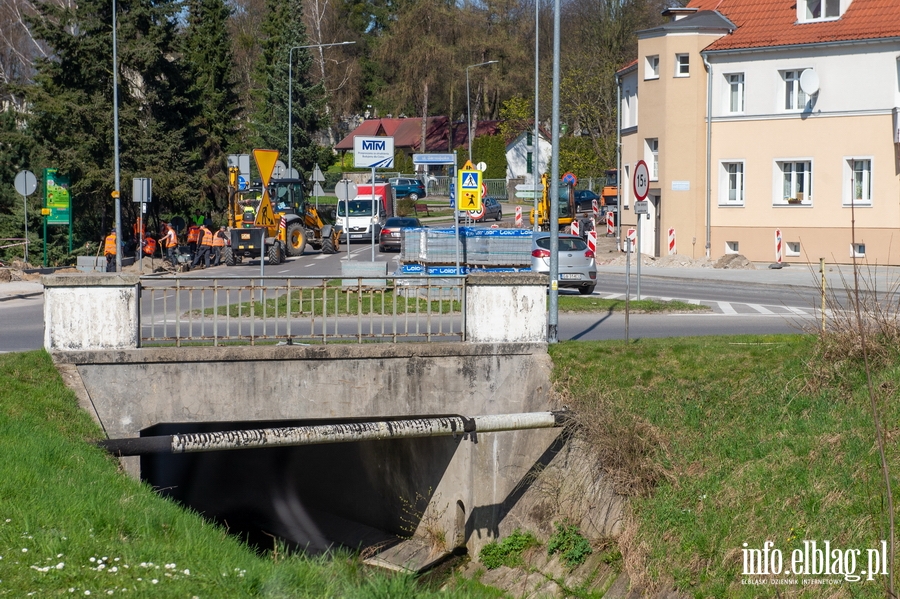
449, 183, 455, 209
238, 175, 248, 190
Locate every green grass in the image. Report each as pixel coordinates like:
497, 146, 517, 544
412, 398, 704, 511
0, 351, 500, 598
549, 335, 900, 597
557, 296, 708, 313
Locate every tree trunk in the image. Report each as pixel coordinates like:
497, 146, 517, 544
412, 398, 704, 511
420, 80, 428, 152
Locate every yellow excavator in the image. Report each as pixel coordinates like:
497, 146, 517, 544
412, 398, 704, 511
223, 162, 341, 266
529, 173, 576, 231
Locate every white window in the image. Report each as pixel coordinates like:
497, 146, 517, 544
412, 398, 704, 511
777, 161, 812, 204
726, 73, 744, 113
842, 158, 872, 205
802, 0, 840, 21
623, 164, 631, 207
786, 242, 801, 257
726, 241, 739, 254
646, 138, 658, 180
645, 55, 659, 79
851, 243, 866, 258
675, 54, 689, 77
783, 71, 808, 110
719, 162, 744, 205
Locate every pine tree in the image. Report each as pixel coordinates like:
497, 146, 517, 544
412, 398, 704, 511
25, 0, 198, 244
0, 111, 38, 264
182, 0, 241, 213
250, 0, 331, 175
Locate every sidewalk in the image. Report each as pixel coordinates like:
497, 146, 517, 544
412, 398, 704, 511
0, 280, 44, 301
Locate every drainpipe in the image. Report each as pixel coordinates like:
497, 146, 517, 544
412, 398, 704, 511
616, 72, 622, 248
702, 53, 712, 259
98, 411, 573, 456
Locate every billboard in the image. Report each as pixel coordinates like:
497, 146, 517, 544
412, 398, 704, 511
43, 168, 71, 225
353, 136, 394, 169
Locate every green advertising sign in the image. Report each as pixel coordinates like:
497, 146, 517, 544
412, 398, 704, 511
44, 168, 71, 225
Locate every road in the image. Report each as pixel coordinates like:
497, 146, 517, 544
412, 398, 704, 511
1, 233, 822, 352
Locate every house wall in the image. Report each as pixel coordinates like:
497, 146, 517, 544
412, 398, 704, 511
707, 40, 900, 263
506, 133, 552, 182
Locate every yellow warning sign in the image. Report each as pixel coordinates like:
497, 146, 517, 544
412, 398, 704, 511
253, 149, 280, 189
457, 167, 482, 212
255, 193, 276, 227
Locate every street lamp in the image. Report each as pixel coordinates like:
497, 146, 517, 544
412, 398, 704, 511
112, 0, 122, 272
287, 41, 355, 171
466, 60, 498, 161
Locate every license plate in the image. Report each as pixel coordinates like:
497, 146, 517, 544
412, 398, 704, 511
350, 234, 365, 239
391, 232, 400, 237
560, 273, 581, 280
240, 233, 250, 240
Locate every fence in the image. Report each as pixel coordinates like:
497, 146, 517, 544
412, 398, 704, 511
425, 176, 506, 199
139, 275, 466, 346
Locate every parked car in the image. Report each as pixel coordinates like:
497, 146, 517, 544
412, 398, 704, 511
573, 190, 601, 212
379, 216, 424, 252
530, 232, 597, 295
389, 178, 427, 201
458, 196, 503, 222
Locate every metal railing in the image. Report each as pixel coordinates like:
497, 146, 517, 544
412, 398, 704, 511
139, 275, 466, 346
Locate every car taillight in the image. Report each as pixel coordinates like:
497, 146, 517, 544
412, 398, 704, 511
584, 250, 594, 258
381, 228, 395, 234
531, 249, 550, 258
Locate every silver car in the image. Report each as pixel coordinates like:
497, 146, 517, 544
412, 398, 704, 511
531, 232, 597, 295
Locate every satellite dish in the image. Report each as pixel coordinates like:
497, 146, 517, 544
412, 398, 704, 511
800, 69, 820, 95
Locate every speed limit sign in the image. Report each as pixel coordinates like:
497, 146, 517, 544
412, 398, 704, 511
633, 160, 649, 201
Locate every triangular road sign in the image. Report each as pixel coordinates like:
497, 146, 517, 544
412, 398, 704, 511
462, 159, 475, 170
312, 164, 325, 182
253, 149, 280, 189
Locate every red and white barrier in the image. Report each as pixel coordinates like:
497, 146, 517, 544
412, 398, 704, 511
775, 229, 783, 263
592, 199, 599, 221
667, 228, 676, 255
587, 230, 597, 256
606, 211, 614, 235
514, 205, 522, 227
625, 228, 636, 252
570, 219, 579, 237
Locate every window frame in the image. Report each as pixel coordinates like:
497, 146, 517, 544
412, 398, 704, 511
675, 54, 690, 77
645, 55, 659, 80
774, 159, 813, 206
725, 73, 745, 114
842, 157, 873, 206
800, 0, 841, 22
719, 161, 745, 206
782, 70, 809, 111
645, 138, 659, 181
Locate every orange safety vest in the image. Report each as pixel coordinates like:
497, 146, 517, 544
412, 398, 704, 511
142, 237, 157, 256
163, 227, 177, 248
187, 225, 200, 243
200, 226, 214, 246
104, 233, 117, 256
212, 230, 226, 247
133, 218, 145, 238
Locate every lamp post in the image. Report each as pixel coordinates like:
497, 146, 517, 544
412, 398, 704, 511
112, 0, 122, 272
287, 41, 355, 171
466, 60, 498, 161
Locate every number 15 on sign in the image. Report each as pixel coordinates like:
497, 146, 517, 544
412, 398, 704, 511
633, 160, 649, 201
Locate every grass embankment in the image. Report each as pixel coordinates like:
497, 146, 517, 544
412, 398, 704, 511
550, 334, 899, 597
0, 351, 499, 598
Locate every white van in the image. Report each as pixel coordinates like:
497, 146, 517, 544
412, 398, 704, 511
337, 196, 386, 242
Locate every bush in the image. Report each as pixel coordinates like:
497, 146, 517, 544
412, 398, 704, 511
547, 522, 592, 568
478, 529, 539, 570
397, 198, 416, 216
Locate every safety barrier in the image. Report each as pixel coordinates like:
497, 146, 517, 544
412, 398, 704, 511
140, 275, 467, 346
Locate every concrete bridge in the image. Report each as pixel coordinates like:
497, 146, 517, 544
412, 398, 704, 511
44, 272, 565, 567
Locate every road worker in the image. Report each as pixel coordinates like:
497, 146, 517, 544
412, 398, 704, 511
103, 227, 117, 272
212, 226, 227, 266
190, 222, 213, 269
161, 222, 178, 263
186, 222, 201, 261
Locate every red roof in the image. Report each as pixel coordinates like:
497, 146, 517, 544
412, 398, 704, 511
688, 0, 900, 51
335, 117, 501, 153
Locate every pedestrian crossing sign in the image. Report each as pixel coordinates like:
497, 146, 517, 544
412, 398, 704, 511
457, 167, 482, 212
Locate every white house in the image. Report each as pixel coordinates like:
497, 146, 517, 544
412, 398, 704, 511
506, 130, 552, 186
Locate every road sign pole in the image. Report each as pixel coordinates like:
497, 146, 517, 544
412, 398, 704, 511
636, 210, 641, 300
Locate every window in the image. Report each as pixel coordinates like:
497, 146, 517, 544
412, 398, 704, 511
645, 55, 659, 79
726, 241, 739, 254
526, 151, 533, 175
803, 0, 840, 21
726, 73, 744, 113
675, 54, 690, 77
851, 243, 866, 258
783, 71, 808, 110
778, 161, 811, 204
786, 242, 801, 257
646, 138, 659, 180
720, 162, 744, 205
843, 158, 873, 205
526, 132, 532, 146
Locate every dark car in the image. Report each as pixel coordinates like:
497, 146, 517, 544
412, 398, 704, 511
573, 190, 601, 212
379, 216, 424, 252
458, 196, 503, 222
389, 178, 427, 201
